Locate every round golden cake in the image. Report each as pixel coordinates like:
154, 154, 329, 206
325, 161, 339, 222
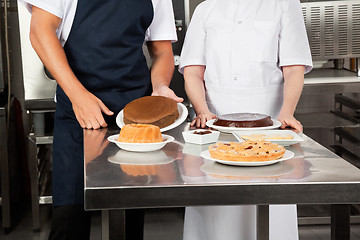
123, 96, 179, 128
208, 140, 285, 162
118, 124, 163, 143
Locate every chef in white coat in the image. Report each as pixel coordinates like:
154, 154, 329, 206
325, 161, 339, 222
179, 0, 313, 239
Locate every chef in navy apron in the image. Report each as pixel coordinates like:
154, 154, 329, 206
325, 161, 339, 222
20, 0, 180, 239
179, 0, 313, 240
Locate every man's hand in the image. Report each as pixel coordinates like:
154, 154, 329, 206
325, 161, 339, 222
30, 7, 113, 129
152, 85, 183, 103
71, 89, 113, 129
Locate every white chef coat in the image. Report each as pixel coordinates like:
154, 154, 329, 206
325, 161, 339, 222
179, 0, 312, 240
179, 0, 312, 117
19, 0, 177, 47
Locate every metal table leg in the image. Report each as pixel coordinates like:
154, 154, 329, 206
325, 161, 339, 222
101, 210, 109, 240
102, 210, 126, 240
331, 204, 350, 240
257, 205, 269, 240
27, 136, 40, 232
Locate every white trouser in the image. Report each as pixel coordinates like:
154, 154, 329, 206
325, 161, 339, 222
183, 205, 298, 240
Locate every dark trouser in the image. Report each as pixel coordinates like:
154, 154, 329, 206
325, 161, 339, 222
50, 88, 146, 240
125, 209, 145, 240
49, 206, 145, 240
49, 205, 91, 240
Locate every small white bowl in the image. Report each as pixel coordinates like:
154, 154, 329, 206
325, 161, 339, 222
107, 134, 174, 152
182, 130, 220, 145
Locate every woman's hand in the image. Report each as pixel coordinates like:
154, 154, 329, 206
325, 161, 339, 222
152, 85, 184, 103
277, 112, 303, 133
71, 89, 113, 129
191, 112, 217, 128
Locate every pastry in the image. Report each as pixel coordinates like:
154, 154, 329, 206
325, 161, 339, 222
123, 96, 179, 128
241, 134, 294, 141
208, 140, 285, 162
118, 124, 163, 143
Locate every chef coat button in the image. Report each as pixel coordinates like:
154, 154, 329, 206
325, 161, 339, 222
234, 77, 237, 80
238, 20, 242, 24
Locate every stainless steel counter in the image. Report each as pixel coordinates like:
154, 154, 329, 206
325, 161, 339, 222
84, 123, 360, 240
303, 69, 360, 94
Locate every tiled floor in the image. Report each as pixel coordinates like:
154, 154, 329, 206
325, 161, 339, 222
2, 206, 360, 240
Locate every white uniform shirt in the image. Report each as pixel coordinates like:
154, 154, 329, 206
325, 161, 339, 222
19, 0, 178, 46
179, 0, 313, 90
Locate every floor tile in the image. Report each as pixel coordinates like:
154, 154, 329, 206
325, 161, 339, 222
2, 206, 360, 240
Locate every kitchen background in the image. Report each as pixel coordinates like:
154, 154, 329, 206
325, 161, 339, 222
0, 0, 360, 238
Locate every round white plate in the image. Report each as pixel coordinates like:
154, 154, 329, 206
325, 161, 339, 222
116, 103, 188, 132
200, 150, 294, 166
108, 150, 174, 165
206, 119, 281, 133
107, 134, 174, 152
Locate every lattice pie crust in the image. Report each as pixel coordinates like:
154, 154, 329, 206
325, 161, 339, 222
209, 140, 286, 162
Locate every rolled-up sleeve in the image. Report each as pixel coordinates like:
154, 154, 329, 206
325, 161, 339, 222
18, 0, 64, 18
178, 4, 206, 74
145, 0, 177, 42
278, 0, 313, 74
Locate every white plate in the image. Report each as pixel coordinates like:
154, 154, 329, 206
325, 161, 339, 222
107, 134, 174, 152
116, 103, 188, 132
232, 130, 304, 146
200, 150, 294, 166
108, 150, 174, 165
206, 119, 281, 133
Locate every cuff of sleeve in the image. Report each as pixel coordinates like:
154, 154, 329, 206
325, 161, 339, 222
19, 0, 63, 18
178, 58, 206, 74
279, 59, 313, 74
146, 33, 178, 43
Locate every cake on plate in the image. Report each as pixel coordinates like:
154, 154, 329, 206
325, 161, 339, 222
123, 96, 179, 128
213, 113, 273, 128
118, 124, 163, 143
208, 140, 285, 162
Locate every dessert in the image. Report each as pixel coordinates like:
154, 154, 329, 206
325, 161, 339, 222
208, 140, 285, 162
194, 130, 212, 135
241, 134, 294, 141
123, 96, 179, 128
213, 113, 273, 128
118, 124, 163, 143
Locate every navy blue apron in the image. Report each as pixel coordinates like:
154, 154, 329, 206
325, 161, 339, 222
52, 0, 154, 206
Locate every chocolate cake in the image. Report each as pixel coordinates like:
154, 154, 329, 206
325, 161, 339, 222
213, 113, 273, 128
123, 96, 179, 128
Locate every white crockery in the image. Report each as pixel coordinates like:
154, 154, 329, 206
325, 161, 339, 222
107, 134, 174, 152
182, 130, 220, 145
232, 130, 304, 146
200, 150, 294, 167
206, 119, 282, 133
